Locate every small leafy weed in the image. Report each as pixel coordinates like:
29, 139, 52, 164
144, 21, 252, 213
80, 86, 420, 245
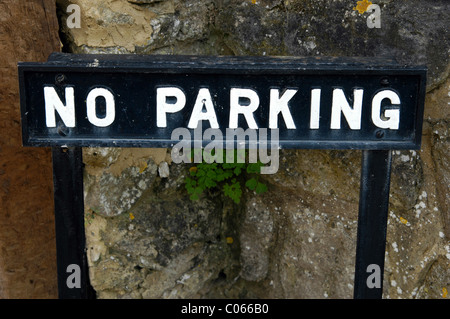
184, 149, 267, 204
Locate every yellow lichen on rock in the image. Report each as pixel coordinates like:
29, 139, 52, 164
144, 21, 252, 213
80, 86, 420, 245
353, 0, 373, 14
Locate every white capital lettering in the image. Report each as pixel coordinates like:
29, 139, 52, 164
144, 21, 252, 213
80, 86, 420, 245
309, 88, 321, 129
229, 88, 259, 129
44, 86, 75, 128
86, 87, 115, 127
188, 88, 219, 129
371, 89, 400, 130
269, 88, 297, 129
157, 87, 186, 128
331, 88, 363, 130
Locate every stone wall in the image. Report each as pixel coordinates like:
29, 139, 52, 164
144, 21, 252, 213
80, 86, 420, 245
57, 0, 449, 298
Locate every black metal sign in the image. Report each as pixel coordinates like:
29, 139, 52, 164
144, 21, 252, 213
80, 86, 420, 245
18, 53, 427, 300
19, 53, 426, 149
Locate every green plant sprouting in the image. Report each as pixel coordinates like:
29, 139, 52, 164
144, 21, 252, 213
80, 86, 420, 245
184, 149, 267, 204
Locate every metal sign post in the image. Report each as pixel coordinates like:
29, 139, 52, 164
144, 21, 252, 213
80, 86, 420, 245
51, 146, 95, 299
354, 150, 392, 298
18, 53, 426, 299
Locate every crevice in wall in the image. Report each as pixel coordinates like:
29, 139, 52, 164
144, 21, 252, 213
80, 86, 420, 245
55, 0, 75, 53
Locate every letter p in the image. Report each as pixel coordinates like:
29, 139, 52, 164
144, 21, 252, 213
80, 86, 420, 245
156, 87, 186, 127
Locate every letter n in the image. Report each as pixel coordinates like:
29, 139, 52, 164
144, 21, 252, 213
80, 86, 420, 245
44, 86, 76, 128
330, 88, 363, 130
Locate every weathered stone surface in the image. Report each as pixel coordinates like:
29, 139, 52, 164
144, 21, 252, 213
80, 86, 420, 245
58, 0, 449, 87
85, 162, 240, 298
414, 256, 450, 299
233, 150, 360, 298
57, 0, 156, 52
215, 0, 449, 89
158, 161, 170, 178
237, 185, 358, 298
53, 0, 450, 299
384, 147, 447, 298
430, 120, 450, 238
84, 148, 165, 216
239, 197, 274, 282
58, 0, 225, 55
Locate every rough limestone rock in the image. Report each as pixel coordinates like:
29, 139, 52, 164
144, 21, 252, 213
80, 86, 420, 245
53, 0, 450, 298
85, 159, 241, 298
215, 0, 449, 89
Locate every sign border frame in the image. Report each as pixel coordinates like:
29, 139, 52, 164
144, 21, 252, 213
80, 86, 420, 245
18, 53, 427, 150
